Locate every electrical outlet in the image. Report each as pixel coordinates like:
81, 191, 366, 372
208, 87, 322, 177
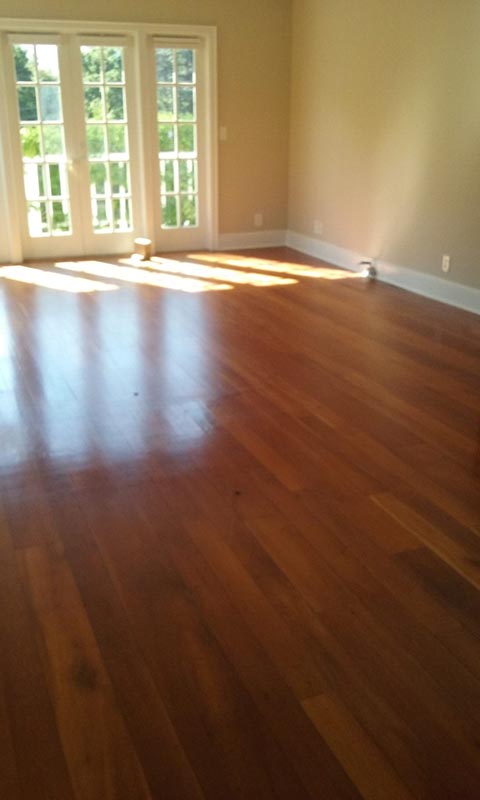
254, 213, 263, 228
441, 254, 450, 273
313, 220, 323, 236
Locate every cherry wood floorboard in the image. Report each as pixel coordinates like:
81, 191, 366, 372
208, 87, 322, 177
1, 247, 480, 799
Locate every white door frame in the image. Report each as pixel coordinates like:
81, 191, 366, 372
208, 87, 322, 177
0, 18, 218, 262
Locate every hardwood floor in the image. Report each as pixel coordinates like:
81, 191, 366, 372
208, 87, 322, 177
0, 247, 479, 799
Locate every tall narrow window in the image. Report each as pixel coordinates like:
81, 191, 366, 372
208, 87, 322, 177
156, 47, 198, 229
13, 43, 71, 237
81, 45, 132, 233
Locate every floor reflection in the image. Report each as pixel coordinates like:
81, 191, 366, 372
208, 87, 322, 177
0, 249, 365, 484
0, 262, 217, 480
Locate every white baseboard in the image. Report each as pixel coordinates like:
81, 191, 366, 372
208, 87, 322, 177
215, 228, 480, 315
285, 230, 365, 272
285, 230, 480, 316
376, 259, 480, 315
216, 229, 286, 250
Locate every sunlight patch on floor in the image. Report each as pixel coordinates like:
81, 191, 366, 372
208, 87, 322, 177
120, 256, 297, 287
0, 265, 118, 293
2, 252, 362, 299
187, 253, 364, 280
57, 261, 233, 293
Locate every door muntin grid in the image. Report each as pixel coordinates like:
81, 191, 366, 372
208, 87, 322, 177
81, 45, 132, 234
12, 43, 71, 238
156, 47, 199, 230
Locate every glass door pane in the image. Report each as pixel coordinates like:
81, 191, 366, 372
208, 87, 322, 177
156, 46, 199, 232
13, 43, 72, 240
81, 45, 133, 236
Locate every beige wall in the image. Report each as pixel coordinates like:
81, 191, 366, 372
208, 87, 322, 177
289, 0, 480, 289
0, 0, 292, 237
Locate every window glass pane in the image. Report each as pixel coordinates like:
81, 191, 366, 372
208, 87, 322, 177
27, 201, 49, 236
161, 195, 177, 228
160, 160, 176, 193
24, 163, 45, 199
178, 124, 195, 154
177, 87, 195, 121
104, 48, 123, 83
110, 162, 129, 194
18, 87, 38, 122
84, 87, 104, 121
176, 49, 194, 83
51, 200, 70, 233
156, 49, 174, 83
13, 45, 36, 82
43, 125, 63, 157
87, 125, 106, 158
48, 163, 65, 196
157, 86, 174, 120
112, 197, 131, 230
40, 85, 61, 122
107, 125, 127, 157
180, 195, 197, 227
14, 42, 71, 240
93, 198, 111, 230
81, 47, 102, 83
158, 124, 175, 154
156, 46, 199, 234
36, 45, 59, 82
106, 87, 124, 120
21, 126, 41, 158
89, 163, 107, 195
82, 44, 132, 234
179, 159, 196, 193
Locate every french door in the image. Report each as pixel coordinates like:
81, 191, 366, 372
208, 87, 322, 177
4, 35, 139, 258
0, 24, 216, 261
